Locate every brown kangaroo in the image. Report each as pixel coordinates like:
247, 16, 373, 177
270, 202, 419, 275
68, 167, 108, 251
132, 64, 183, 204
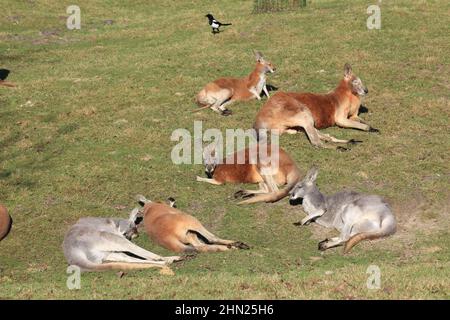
195, 51, 275, 115
137, 196, 249, 253
254, 64, 379, 150
0, 205, 12, 242
196, 143, 302, 204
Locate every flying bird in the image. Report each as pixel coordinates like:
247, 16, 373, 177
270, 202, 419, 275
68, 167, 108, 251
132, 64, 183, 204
205, 13, 232, 34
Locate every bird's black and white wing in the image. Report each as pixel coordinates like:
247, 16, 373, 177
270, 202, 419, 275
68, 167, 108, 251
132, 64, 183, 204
211, 20, 220, 28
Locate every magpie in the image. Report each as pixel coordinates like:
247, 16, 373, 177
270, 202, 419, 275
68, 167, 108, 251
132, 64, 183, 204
205, 13, 231, 34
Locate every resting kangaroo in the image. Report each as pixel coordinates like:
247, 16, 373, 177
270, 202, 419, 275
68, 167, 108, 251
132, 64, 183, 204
195, 51, 275, 115
0, 205, 12, 242
197, 143, 302, 204
63, 208, 181, 272
289, 167, 396, 253
137, 195, 249, 253
254, 64, 379, 150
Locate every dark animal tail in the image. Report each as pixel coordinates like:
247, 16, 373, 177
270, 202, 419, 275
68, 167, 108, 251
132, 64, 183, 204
221, 23, 232, 26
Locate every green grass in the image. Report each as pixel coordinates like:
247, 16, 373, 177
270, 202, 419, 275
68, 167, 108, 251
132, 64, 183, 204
0, 0, 449, 299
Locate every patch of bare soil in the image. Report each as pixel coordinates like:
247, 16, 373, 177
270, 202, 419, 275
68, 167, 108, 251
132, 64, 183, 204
391, 191, 449, 237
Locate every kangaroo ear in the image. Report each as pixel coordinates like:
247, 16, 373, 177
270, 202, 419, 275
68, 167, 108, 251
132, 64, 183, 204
203, 142, 217, 160
254, 51, 264, 62
136, 194, 151, 207
344, 63, 353, 78
306, 166, 319, 183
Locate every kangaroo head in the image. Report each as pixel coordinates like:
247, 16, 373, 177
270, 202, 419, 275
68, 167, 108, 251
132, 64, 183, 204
120, 208, 144, 240
203, 143, 219, 178
290, 166, 319, 201
344, 63, 368, 97
255, 51, 276, 74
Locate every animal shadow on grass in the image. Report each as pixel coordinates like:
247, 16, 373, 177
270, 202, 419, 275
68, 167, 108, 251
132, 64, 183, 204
263, 84, 279, 97
0, 69, 10, 80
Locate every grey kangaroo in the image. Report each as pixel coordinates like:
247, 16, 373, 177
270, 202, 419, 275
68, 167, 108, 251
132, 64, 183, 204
63, 208, 182, 272
289, 167, 396, 253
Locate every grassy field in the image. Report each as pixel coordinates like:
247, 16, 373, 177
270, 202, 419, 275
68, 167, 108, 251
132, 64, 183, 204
0, 0, 449, 299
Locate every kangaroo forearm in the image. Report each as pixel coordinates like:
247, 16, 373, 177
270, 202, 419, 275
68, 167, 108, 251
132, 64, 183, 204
335, 118, 370, 131
249, 88, 261, 100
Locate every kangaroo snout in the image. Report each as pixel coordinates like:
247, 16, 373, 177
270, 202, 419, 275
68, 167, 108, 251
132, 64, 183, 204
205, 170, 213, 179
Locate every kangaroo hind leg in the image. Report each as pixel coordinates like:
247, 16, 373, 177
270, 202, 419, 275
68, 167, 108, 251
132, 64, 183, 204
318, 236, 347, 251
317, 131, 360, 144
184, 230, 230, 252
192, 228, 249, 250
234, 182, 269, 199
211, 88, 233, 116
103, 252, 165, 266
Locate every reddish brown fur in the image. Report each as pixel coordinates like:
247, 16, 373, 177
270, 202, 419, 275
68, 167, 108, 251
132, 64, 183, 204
142, 202, 244, 253
0, 205, 12, 241
212, 145, 298, 186
255, 78, 360, 131
195, 55, 275, 114
206, 63, 268, 101
212, 148, 263, 184
254, 65, 373, 149
201, 145, 302, 204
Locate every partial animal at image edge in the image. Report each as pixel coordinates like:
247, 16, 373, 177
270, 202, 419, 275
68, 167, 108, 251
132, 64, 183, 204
0, 205, 12, 242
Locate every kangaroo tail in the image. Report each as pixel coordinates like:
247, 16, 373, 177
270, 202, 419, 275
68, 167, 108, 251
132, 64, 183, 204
79, 261, 164, 272
343, 215, 397, 254
238, 169, 300, 205
192, 104, 213, 113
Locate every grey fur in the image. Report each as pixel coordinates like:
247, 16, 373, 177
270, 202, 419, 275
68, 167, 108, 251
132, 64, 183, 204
63, 208, 181, 272
290, 167, 396, 252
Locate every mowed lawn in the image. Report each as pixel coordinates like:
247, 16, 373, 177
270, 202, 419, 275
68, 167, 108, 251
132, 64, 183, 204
0, 0, 449, 299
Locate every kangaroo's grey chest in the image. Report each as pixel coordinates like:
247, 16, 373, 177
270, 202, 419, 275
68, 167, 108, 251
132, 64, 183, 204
302, 197, 318, 216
